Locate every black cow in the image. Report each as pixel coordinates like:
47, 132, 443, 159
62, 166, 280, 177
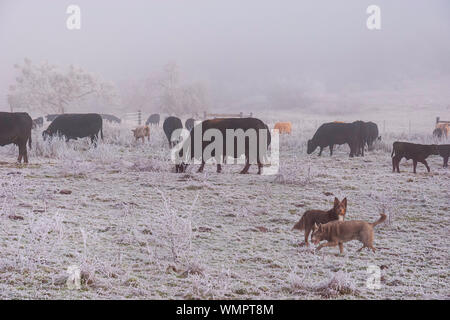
42, 113, 103, 144
307, 122, 360, 157
146, 113, 160, 126
0, 112, 32, 163
32, 117, 43, 129
163, 116, 183, 148
185, 118, 195, 131
101, 114, 121, 124
433, 128, 443, 139
176, 118, 271, 174
46, 114, 60, 122
391, 141, 439, 173
437, 144, 450, 168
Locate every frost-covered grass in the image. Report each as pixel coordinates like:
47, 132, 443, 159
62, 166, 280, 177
0, 114, 448, 299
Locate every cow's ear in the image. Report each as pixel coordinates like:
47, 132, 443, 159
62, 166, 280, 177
334, 197, 339, 207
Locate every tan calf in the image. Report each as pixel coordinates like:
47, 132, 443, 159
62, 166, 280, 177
132, 125, 150, 142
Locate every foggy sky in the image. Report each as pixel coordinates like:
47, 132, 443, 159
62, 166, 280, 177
1, 0, 450, 111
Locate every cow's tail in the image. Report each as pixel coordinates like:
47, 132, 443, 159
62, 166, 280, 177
100, 126, 104, 140
292, 215, 305, 231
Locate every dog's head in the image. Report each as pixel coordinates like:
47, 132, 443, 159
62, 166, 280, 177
311, 223, 325, 245
333, 197, 347, 221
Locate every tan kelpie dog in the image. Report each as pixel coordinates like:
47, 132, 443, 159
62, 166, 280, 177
292, 197, 347, 246
311, 213, 386, 254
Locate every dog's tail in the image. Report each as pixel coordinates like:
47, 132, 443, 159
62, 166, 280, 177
370, 213, 387, 228
292, 215, 305, 231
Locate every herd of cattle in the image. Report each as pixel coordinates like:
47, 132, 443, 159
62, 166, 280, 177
0, 111, 449, 173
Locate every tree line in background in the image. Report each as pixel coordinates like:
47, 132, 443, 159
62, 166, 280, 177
7, 59, 209, 117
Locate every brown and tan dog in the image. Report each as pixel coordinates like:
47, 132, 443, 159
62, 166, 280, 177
311, 213, 386, 254
292, 197, 347, 246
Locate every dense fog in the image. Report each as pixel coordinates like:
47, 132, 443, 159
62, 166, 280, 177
1, 0, 449, 115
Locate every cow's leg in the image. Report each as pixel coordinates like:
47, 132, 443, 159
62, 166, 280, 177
422, 159, 431, 172
240, 158, 250, 174
257, 161, 263, 175
23, 144, 29, 164
392, 157, 396, 172
444, 156, 449, 168
413, 159, 417, 173
197, 161, 205, 173
329, 144, 334, 156
17, 144, 23, 163
318, 146, 323, 156
396, 157, 401, 173
216, 164, 222, 173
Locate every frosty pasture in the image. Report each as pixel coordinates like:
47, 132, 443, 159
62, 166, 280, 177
0, 115, 448, 299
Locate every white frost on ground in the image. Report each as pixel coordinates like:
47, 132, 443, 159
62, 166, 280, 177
0, 112, 448, 299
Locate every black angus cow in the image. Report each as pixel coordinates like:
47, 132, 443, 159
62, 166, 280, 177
364, 121, 380, 150
185, 118, 195, 131
391, 141, 439, 173
46, 114, 60, 122
176, 118, 271, 174
433, 128, 443, 139
101, 114, 121, 124
42, 113, 103, 144
307, 122, 360, 157
437, 144, 450, 168
146, 113, 160, 126
163, 116, 183, 147
32, 117, 43, 129
0, 112, 33, 163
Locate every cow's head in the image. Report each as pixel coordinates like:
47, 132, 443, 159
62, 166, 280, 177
42, 129, 51, 141
307, 140, 316, 154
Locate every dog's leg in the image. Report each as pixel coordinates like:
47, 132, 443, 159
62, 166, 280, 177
316, 241, 338, 251
338, 242, 344, 254
357, 245, 366, 252
303, 228, 311, 246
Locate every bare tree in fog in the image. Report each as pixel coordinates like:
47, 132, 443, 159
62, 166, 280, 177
7, 59, 118, 114
121, 62, 209, 116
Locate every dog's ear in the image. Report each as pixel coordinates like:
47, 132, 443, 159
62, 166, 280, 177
334, 197, 339, 207
318, 223, 322, 231
313, 223, 318, 231
341, 197, 347, 208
